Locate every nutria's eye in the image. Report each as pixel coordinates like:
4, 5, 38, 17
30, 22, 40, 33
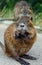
30, 16, 33, 21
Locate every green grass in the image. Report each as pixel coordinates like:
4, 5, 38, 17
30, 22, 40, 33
0, 8, 14, 19
33, 12, 42, 27
32, 3, 42, 27
0, 3, 42, 27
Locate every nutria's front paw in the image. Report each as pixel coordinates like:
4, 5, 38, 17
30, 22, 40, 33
14, 31, 19, 39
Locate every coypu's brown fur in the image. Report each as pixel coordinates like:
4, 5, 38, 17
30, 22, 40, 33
4, 16, 36, 58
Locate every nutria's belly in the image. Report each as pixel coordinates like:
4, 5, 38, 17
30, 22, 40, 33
18, 46, 30, 56
12, 42, 33, 56
18, 46, 32, 56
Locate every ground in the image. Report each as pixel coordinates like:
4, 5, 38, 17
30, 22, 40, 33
0, 23, 42, 65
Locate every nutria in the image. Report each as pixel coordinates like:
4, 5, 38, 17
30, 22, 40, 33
4, 16, 36, 57
14, 0, 33, 20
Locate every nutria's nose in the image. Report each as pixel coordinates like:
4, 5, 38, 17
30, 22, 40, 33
17, 23, 26, 31
20, 23, 25, 28
20, 24, 24, 28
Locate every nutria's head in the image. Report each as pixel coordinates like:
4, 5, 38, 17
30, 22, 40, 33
15, 16, 36, 39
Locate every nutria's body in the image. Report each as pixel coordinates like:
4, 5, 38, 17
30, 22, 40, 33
4, 16, 36, 58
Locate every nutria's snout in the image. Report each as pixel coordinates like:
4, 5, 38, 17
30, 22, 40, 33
14, 22, 30, 39
17, 22, 27, 31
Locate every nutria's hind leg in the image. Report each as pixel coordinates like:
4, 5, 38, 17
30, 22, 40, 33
21, 54, 37, 60
5, 53, 30, 65
16, 57, 30, 65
